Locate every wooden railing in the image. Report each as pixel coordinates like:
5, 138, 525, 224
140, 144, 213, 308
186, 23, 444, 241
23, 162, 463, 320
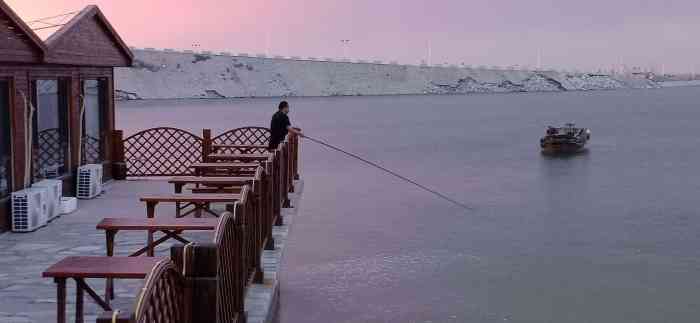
94, 127, 301, 323
112, 127, 300, 182
97, 184, 272, 323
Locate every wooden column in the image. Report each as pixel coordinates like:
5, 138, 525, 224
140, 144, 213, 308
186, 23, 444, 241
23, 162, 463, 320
10, 72, 28, 191
201, 129, 212, 164
69, 73, 80, 172
111, 130, 126, 180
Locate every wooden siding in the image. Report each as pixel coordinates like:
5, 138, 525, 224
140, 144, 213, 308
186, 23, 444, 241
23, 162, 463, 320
45, 14, 131, 67
0, 9, 42, 63
0, 65, 115, 232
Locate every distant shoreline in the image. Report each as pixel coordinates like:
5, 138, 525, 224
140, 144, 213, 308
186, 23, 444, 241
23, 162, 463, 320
115, 48, 666, 101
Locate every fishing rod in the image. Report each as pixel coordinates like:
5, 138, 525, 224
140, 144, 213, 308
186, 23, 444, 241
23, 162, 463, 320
302, 135, 475, 211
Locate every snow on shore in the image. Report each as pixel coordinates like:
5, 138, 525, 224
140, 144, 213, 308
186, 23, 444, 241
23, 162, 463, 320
115, 49, 661, 100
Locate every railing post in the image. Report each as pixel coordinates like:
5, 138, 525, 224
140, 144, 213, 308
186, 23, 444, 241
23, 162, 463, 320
281, 142, 291, 208
287, 139, 294, 193
202, 129, 212, 163
112, 130, 127, 180
292, 128, 300, 180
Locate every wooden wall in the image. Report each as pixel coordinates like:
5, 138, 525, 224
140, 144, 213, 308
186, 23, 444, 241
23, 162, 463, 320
45, 15, 130, 67
0, 8, 43, 63
0, 65, 115, 232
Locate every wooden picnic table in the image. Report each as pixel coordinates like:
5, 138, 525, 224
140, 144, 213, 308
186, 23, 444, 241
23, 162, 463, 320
190, 162, 261, 177
211, 144, 268, 153
97, 217, 219, 257
96, 217, 219, 300
207, 153, 271, 163
139, 193, 241, 260
169, 176, 256, 193
140, 193, 242, 218
43, 256, 165, 323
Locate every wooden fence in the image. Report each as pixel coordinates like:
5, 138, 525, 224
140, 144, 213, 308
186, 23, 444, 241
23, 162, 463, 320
111, 127, 300, 180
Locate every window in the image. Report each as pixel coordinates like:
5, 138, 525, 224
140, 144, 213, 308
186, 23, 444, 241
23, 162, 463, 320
33, 80, 69, 180
82, 79, 106, 164
0, 81, 11, 198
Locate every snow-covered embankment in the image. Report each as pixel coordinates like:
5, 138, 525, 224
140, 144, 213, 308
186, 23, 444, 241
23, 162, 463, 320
115, 49, 660, 100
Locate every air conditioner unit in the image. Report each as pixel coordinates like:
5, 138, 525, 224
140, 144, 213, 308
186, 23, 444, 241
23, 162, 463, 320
77, 164, 103, 199
33, 179, 63, 221
11, 188, 49, 232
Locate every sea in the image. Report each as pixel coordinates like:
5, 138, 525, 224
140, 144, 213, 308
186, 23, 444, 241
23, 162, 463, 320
118, 86, 700, 323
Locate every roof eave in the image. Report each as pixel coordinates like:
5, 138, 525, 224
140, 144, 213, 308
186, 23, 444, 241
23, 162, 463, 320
0, 0, 48, 57
44, 5, 134, 66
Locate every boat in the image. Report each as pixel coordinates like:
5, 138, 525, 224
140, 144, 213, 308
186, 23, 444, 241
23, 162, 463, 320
540, 123, 591, 153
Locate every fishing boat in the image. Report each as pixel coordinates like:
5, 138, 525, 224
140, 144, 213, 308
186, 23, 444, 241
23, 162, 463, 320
540, 123, 591, 153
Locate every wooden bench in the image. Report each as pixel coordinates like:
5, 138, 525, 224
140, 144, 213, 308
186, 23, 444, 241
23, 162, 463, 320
97, 217, 219, 257
190, 162, 260, 177
168, 190, 255, 323
169, 176, 257, 194
140, 193, 242, 218
211, 144, 268, 154
96, 260, 187, 323
206, 148, 292, 209
187, 163, 285, 223
43, 256, 166, 323
97, 217, 219, 302
207, 153, 271, 163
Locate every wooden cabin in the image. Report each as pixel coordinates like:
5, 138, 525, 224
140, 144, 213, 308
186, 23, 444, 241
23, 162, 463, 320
0, 1, 133, 231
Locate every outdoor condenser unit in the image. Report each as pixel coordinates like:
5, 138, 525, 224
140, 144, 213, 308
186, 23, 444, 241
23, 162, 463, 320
77, 164, 103, 199
33, 179, 63, 221
11, 187, 49, 232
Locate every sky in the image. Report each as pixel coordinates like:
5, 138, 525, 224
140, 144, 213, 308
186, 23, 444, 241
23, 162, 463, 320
6, 0, 699, 73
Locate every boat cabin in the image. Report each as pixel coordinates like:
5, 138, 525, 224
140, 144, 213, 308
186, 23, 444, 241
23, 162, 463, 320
0, 1, 133, 231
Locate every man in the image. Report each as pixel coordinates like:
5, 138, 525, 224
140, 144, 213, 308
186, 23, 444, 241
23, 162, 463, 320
268, 101, 303, 150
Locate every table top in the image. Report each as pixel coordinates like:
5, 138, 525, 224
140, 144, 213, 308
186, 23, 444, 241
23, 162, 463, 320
140, 193, 242, 203
208, 153, 271, 161
43, 256, 166, 279
212, 144, 267, 149
97, 218, 219, 231
168, 176, 255, 185
190, 163, 261, 169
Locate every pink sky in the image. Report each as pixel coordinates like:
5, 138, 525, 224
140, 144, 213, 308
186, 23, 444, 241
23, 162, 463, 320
6, 0, 700, 73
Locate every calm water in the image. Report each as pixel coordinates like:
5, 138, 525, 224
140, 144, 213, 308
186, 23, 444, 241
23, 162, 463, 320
118, 87, 700, 323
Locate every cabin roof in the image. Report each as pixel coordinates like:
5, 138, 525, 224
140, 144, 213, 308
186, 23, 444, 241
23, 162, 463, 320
43, 5, 133, 64
0, 1, 133, 67
28, 10, 80, 41
0, 0, 48, 57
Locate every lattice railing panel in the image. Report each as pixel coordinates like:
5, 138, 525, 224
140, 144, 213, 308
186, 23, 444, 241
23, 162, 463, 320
213, 127, 271, 153
124, 127, 203, 177
35, 128, 64, 179
134, 260, 186, 323
81, 135, 101, 165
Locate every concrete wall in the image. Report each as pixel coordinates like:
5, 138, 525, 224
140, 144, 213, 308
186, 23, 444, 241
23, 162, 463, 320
114, 49, 660, 100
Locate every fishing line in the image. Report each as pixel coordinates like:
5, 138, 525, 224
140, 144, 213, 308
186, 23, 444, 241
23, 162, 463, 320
302, 135, 475, 211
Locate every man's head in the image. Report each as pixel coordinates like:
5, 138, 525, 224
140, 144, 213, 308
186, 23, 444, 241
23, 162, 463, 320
278, 101, 290, 114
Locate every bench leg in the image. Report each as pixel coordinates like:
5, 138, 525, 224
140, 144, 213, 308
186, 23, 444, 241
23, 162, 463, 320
175, 183, 184, 217
105, 230, 116, 302
146, 202, 156, 218
77, 278, 112, 311
203, 203, 220, 217
75, 280, 84, 323
55, 278, 66, 323
131, 231, 188, 257
147, 230, 155, 257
